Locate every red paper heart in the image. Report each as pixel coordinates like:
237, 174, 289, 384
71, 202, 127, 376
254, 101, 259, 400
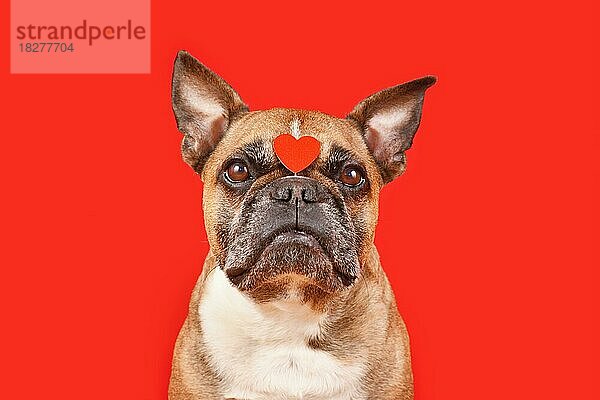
273, 134, 321, 173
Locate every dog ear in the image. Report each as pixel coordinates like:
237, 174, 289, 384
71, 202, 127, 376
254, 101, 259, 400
171, 50, 249, 172
347, 76, 436, 183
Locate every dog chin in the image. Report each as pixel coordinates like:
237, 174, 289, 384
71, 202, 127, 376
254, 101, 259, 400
224, 231, 345, 295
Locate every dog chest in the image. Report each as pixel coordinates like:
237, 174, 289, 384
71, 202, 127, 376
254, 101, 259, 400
199, 268, 365, 400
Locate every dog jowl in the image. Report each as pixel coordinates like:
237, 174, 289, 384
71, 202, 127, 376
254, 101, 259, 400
169, 50, 435, 400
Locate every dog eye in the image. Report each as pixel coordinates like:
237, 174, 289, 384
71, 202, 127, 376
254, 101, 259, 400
224, 161, 250, 183
339, 165, 365, 187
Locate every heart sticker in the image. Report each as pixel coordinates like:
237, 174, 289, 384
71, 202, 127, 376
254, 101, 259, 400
273, 134, 321, 173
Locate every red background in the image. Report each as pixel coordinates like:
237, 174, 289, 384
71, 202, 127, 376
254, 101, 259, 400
0, 1, 597, 399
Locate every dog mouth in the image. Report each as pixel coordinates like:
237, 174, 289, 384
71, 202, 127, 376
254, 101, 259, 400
225, 229, 326, 286
224, 226, 360, 291
222, 199, 362, 293
266, 230, 323, 251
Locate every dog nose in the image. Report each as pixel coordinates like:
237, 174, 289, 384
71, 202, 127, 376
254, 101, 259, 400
269, 176, 326, 204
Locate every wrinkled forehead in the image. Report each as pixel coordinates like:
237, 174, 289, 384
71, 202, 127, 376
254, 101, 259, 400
209, 108, 373, 166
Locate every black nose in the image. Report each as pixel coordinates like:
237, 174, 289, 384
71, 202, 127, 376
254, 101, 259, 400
269, 176, 326, 204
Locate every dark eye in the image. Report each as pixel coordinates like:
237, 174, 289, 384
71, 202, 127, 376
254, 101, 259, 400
339, 165, 365, 187
224, 161, 250, 183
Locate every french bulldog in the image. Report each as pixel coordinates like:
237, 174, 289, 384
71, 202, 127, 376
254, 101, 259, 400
168, 50, 435, 400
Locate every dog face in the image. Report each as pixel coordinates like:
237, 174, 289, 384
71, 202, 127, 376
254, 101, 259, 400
172, 51, 434, 304
199, 109, 381, 303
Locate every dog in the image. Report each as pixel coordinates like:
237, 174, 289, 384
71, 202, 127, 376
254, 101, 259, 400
168, 50, 435, 400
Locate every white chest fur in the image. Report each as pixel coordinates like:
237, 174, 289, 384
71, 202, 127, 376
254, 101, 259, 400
199, 269, 365, 400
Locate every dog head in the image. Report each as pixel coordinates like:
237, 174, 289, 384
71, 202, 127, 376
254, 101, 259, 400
172, 51, 435, 305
